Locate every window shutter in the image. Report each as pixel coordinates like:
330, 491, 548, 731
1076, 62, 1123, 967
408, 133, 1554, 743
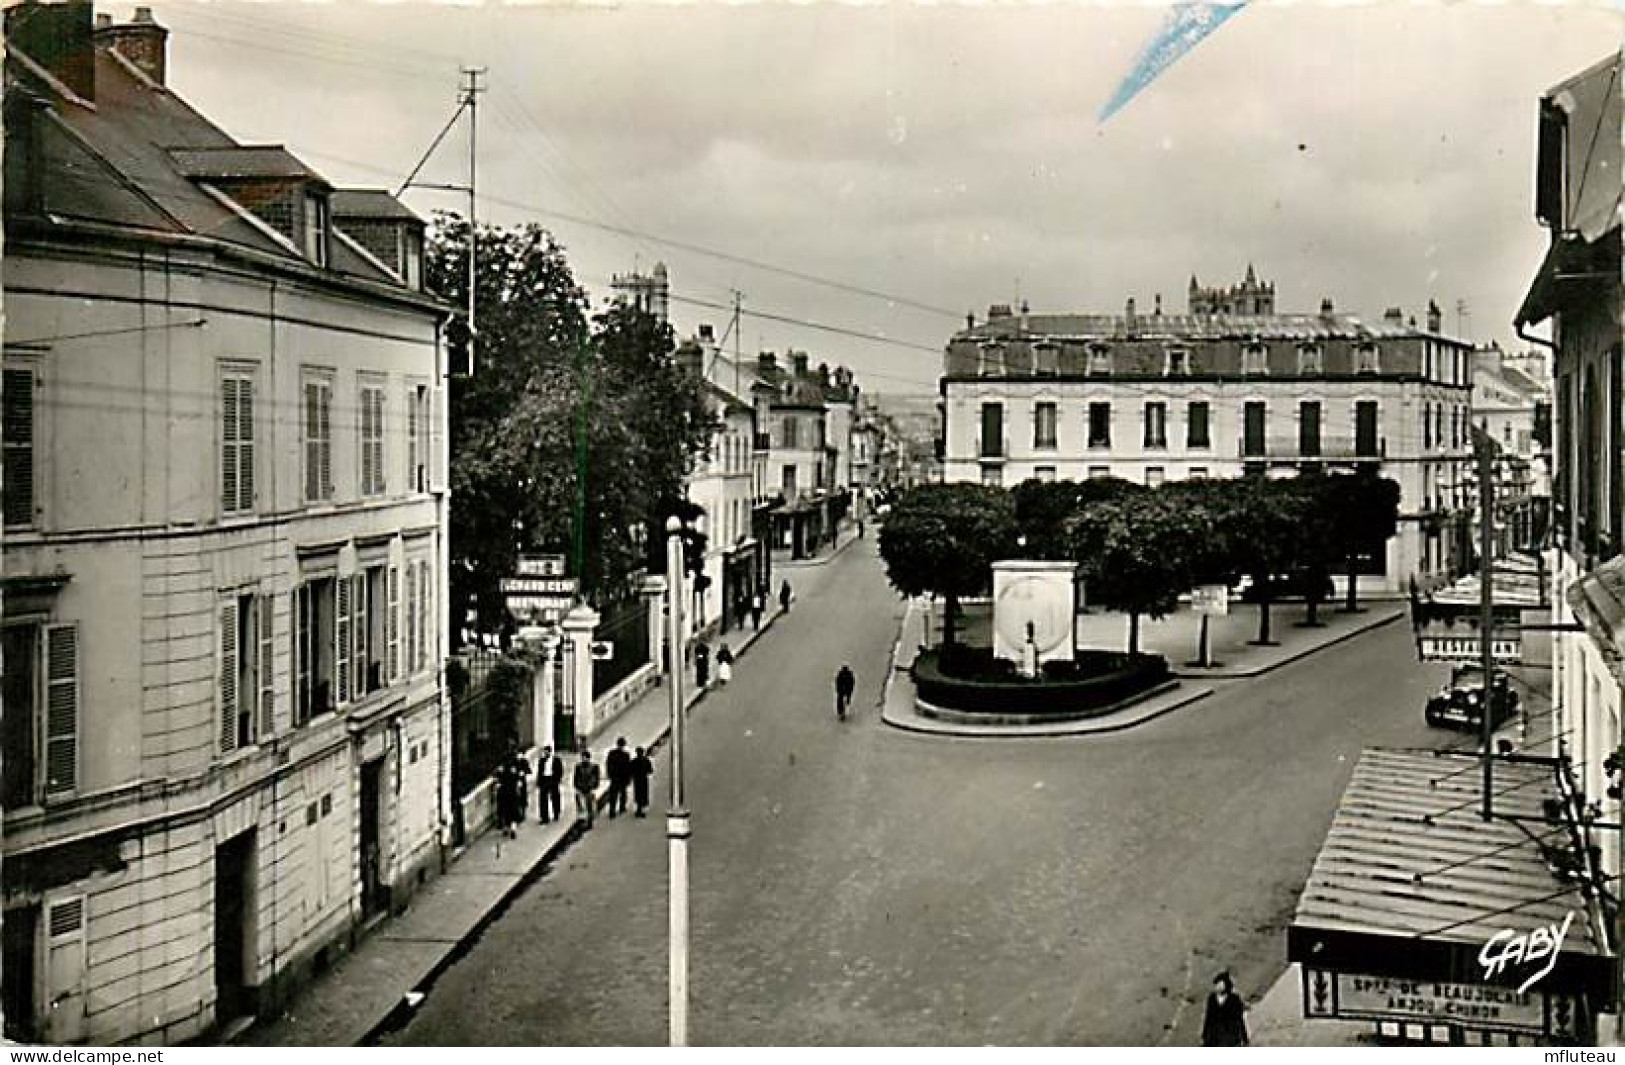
43, 895, 86, 1043
304, 381, 321, 502
318, 383, 333, 499
293, 584, 311, 725
335, 576, 351, 705
43, 624, 78, 796
219, 601, 239, 753
372, 390, 385, 494
221, 376, 239, 512
418, 563, 430, 669
387, 565, 400, 681
238, 377, 255, 510
4, 368, 35, 528
352, 573, 368, 695
405, 560, 419, 674
258, 593, 275, 736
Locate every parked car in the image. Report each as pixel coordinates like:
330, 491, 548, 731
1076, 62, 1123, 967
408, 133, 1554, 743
1424, 667, 1520, 731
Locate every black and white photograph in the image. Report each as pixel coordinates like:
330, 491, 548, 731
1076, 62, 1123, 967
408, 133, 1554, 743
0, 0, 1621, 1048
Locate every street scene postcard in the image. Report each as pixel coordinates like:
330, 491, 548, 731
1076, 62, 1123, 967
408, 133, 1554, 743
0, 0, 1621, 1050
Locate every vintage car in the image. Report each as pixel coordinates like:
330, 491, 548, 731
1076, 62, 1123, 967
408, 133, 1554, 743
1423, 666, 1520, 731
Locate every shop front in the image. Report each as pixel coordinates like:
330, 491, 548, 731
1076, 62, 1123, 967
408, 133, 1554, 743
1288, 748, 1613, 1045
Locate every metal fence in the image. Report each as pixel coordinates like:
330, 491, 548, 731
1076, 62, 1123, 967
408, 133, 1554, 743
592, 597, 651, 698
451, 657, 531, 799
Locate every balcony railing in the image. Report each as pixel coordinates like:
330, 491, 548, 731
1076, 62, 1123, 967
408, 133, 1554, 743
1238, 436, 1386, 460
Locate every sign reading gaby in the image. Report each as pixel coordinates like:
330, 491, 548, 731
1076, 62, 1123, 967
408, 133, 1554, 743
1479, 911, 1573, 994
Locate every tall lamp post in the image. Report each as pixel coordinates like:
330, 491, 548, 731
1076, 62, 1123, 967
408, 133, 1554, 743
664, 515, 693, 1047
1472, 423, 1498, 821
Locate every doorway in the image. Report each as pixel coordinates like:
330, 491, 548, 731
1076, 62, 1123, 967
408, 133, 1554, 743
3, 905, 39, 1042
359, 759, 386, 919
213, 831, 256, 1025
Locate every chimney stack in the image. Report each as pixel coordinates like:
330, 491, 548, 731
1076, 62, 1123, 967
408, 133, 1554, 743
676, 340, 705, 380
791, 352, 809, 378
8, 1, 97, 101
757, 352, 777, 374
1319, 297, 1335, 319
1426, 299, 1442, 334
1384, 307, 1404, 324
965, 311, 975, 331
698, 324, 715, 343
95, 5, 169, 86
1154, 293, 1163, 317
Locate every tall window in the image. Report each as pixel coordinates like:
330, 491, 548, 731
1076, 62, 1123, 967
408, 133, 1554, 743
1423, 402, 1433, 450
1033, 402, 1058, 450
220, 367, 256, 515
1165, 348, 1189, 376
1355, 401, 1380, 456
400, 228, 423, 290
1242, 343, 1268, 376
407, 384, 429, 492
219, 592, 272, 753
1144, 403, 1168, 449
1242, 402, 1266, 457
303, 192, 329, 267
350, 567, 387, 698
1297, 344, 1322, 376
781, 417, 799, 449
1299, 401, 1321, 457
980, 403, 1004, 457
293, 577, 335, 724
359, 379, 386, 497
1088, 402, 1111, 448
2, 623, 78, 807
303, 373, 334, 503
781, 465, 798, 497
1087, 344, 1112, 377
1355, 343, 1380, 374
1187, 402, 1211, 449
4, 367, 35, 528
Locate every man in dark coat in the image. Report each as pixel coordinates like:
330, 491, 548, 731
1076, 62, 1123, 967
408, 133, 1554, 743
605, 737, 632, 818
573, 749, 601, 830
630, 746, 654, 818
494, 753, 524, 839
1201, 972, 1249, 1047
835, 664, 856, 719
535, 745, 563, 824
779, 579, 793, 614
694, 642, 710, 689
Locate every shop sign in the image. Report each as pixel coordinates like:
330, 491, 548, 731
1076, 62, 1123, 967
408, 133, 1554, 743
1191, 584, 1229, 617
1417, 633, 1522, 664
518, 554, 567, 578
1301, 968, 1577, 1038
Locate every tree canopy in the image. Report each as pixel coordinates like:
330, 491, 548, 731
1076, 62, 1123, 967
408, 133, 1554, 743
878, 482, 1018, 645
1012, 476, 1142, 560
1069, 490, 1204, 654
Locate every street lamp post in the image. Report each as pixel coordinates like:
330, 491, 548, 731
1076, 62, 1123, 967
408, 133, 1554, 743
1475, 423, 1497, 821
664, 516, 691, 1047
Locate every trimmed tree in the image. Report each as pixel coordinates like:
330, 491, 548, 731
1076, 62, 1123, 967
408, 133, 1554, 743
1069, 491, 1201, 655
878, 483, 1018, 648
1012, 476, 1143, 560
1224, 477, 1305, 646
1323, 471, 1402, 613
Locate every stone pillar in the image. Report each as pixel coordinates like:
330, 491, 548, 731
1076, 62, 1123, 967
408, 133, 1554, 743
562, 604, 600, 740
538, 628, 560, 753
642, 575, 668, 678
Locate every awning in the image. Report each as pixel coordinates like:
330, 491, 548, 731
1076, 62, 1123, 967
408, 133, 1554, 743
1289, 749, 1611, 1009
1515, 228, 1622, 328
1566, 554, 1625, 688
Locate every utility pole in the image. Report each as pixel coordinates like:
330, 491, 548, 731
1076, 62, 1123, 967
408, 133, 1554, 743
462, 67, 485, 372
664, 518, 692, 1047
1477, 422, 1497, 821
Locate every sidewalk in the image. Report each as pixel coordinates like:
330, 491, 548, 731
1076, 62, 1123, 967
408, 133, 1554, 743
880, 600, 1215, 738
1248, 963, 1374, 1047
237, 604, 787, 1047
773, 521, 863, 570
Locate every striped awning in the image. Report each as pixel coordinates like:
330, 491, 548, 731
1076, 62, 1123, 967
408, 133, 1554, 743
1288, 748, 1611, 1000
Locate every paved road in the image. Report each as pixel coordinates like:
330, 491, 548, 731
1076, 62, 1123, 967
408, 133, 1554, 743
385, 539, 1448, 1046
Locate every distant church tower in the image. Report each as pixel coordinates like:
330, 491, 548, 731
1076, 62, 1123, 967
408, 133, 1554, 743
612, 261, 670, 324
1188, 264, 1275, 316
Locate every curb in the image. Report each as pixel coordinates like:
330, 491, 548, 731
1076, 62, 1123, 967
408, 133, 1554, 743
882, 684, 1214, 739
776, 527, 862, 569
1169, 609, 1404, 680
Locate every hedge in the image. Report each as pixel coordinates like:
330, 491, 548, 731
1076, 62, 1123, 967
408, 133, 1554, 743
912, 646, 1169, 716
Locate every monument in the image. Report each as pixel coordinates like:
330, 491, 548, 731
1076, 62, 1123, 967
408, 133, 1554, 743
991, 559, 1078, 676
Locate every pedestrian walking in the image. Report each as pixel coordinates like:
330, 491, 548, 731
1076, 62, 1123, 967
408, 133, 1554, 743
605, 737, 632, 818
535, 745, 563, 824
835, 663, 855, 720
494, 751, 524, 839
630, 746, 654, 817
750, 592, 764, 630
716, 642, 733, 685
695, 641, 711, 689
779, 579, 793, 614
1201, 972, 1249, 1047
573, 749, 601, 830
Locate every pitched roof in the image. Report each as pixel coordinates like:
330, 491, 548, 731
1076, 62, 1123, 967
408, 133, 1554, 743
168, 145, 328, 183
957, 311, 1428, 344
332, 188, 423, 223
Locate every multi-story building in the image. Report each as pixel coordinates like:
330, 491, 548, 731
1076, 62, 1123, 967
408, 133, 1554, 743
2, 3, 450, 1044
750, 351, 858, 559
1517, 50, 1623, 882
1473, 344, 1552, 458
870, 393, 942, 487
940, 274, 1479, 594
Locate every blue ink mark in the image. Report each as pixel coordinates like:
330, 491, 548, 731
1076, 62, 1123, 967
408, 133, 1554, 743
1099, 3, 1249, 124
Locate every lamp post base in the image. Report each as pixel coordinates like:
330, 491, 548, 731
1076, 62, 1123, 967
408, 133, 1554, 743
668, 810, 691, 1047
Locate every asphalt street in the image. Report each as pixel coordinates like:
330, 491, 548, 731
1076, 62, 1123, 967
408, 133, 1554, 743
385, 538, 1450, 1046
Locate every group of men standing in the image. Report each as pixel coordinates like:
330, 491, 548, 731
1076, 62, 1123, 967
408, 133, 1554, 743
514, 739, 653, 832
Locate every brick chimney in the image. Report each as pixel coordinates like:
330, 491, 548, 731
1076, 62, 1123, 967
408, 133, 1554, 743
757, 352, 777, 375
7, 1, 97, 101
95, 6, 168, 86
1320, 297, 1335, 320
1384, 307, 1404, 324
1426, 299, 1442, 334
791, 352, 809, 378
698, 323, 715, 343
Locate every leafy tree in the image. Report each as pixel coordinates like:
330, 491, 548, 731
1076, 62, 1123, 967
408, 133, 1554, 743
1069, 491, 1201, 655
1223, 477, 1305, 646
1321, 472, 1402, 613
429, 214, 714, 643
1291, 473, 1340, 627
1012, 477, 1142, 560
878, 483, 1018, 647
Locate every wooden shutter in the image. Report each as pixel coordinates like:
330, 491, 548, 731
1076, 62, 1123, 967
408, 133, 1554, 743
387, 565, 400, 682
258, 593, 275, 736
319, 382, 333, 499
408, 388, 421, 492
221, 376, 239, 512
238, 376, 255, 511
219, 600, 239, 753
335, 577, 351, 705
371, 389, 385, 494
417, 563, 429, 670
352, 573, 368, 696
43, 624, 78, 796
43, 895, 85, 1043
404, 560, 419, 674
3, 368, 35, 528
293, 584, 311, 725
304, 381, 321, 502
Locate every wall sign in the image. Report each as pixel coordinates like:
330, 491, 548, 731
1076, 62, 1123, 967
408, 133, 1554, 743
1301, 968, 1577, 1039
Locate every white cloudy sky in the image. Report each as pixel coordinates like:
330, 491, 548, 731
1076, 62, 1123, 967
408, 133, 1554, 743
146, 1, 1619, 392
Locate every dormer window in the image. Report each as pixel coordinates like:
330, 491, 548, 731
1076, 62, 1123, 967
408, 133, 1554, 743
302, 191, 329, 267
1355, 342, 1380, 374
400, 227, 423, 290
1087, 343, 1112, 377
1165, 346, 1190, 376
1297, 343, 1323, 376
1242, 341, 1268, 376
1033, 341, 1060, 376
977, 342, 1005, 377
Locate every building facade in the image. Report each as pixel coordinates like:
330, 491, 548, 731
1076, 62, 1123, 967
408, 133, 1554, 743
1517, 50, 1624, 891
2, 4, 451, 1044
940, 281, 1478, 594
